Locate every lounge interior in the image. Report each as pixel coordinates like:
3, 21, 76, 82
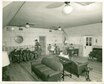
2, 1, 102, 82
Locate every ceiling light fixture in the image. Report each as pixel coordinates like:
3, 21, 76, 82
7, 26, 15, 31
58, 26, 62, 31
63, 2, 73, 14
58, 28, 62, 31
25, 23, 30, 28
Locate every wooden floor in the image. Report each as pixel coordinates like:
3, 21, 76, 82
7, 56, 102, 82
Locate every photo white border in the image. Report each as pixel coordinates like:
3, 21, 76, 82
0, 0, 104, 84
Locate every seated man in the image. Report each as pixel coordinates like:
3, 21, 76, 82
47, 44, 51, 54
62, 42, 69, 55
54, 44, 60, 55
67, 43, 74, 60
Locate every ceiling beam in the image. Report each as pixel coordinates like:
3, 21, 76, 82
8, 2, 26, 26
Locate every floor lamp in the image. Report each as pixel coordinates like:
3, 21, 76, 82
2, 51, 10, 81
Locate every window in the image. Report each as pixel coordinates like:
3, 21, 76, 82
86, 37, 92, 46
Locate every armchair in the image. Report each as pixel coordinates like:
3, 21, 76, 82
64, 60, 89, 77
58, 55, 91, 81
89, 48, 102, 62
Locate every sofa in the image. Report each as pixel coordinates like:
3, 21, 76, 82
31, 56, 63, 81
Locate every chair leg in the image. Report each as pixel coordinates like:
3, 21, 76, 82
77, 75, 79, 78
69, 74, 72, 78
62, 70, 64, 81
85, 67, 91, 81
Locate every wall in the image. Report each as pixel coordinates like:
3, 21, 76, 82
3, 23, 102, 56
64, 23, 102, 56
3, 26, 63, 54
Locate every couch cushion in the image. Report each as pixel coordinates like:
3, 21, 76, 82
41, 56, 63, 71
32, 63, 50, 72
36, 66, 51, 72
38, 68, 57, 81
32, 63, 44, 70
41, 69, 56, 78
32, 63, 56, 81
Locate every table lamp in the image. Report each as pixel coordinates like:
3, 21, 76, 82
2, 51, 10, 67
2, 51, 10, 81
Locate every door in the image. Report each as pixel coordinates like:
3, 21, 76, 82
83, 36, 93, 57
39, 36, 46, 55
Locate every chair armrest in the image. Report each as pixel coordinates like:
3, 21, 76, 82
79, 62, 88, 67
75, 61, 88, 66
75, 62, 89, 74
48, 71, 61, 77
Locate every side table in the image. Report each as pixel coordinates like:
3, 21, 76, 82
58, 57, 72, 81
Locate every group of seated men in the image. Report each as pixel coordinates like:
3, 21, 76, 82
9, 48, 39, 63
47, 44, 60, 55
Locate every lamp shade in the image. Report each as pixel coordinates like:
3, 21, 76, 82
25, 24, 30, 28
65, 40, 68, 43
63, 5, 73, 14
58, 28, 62, 31
25, 23, 30, 28
2, 51, 10, 67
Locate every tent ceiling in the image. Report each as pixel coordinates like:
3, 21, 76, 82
3, 1, 102, 29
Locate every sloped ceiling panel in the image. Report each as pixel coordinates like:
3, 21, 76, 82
3, 2, 102, 29
3, 1, 13, 8
3, 2, 24, 27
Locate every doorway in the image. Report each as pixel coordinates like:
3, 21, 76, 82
83, 36, 93, 57
39, 36, 46, 55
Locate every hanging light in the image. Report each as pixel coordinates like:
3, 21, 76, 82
58, 26, 62, 31
63, 2, 73, 14
6, 26, 15, 31
11, 27, 15, 30
25, 23, 30, 28
58, 28, 62, 31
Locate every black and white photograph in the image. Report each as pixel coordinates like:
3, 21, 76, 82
2, 1, 102, 82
